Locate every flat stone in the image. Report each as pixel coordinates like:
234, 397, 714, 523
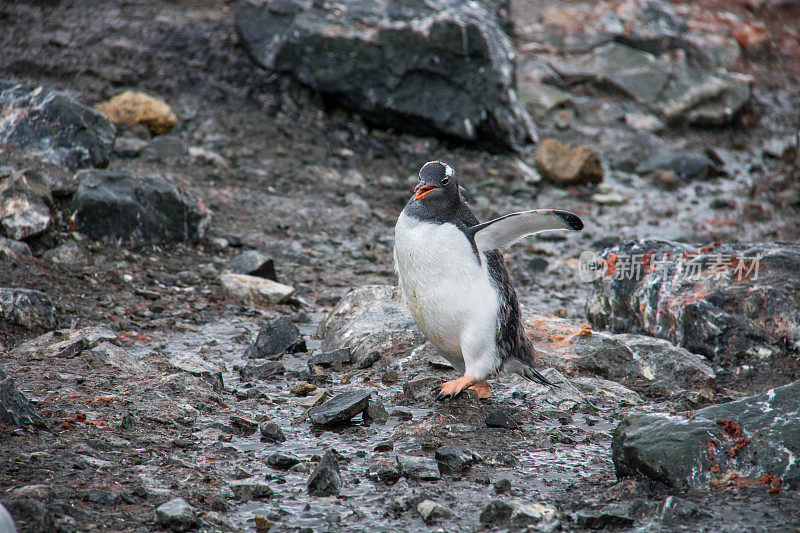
307, 450, 342, 496
308, 389, 370, 426
266, 452, 301, 470
225, 250, 276, 279
397, 454, 441, 481
417, 500, 454, 524
229, 480, 273, 501
485, 409, 519, 430
435, 445, 478, 473
0, 288, 58, 330
480, 500, 557, 529
245, 316, 305, 358
259, 422, 286, 443
219, 272, 295, 307
613, 380, 800, 490
307, 348, 351, 367
364, 396, 389, 424
72, 170, 210, 244
154, 498, 199, 532
635, 148, 717, 180
534, 138, 603, 185
42, 241, 87, 265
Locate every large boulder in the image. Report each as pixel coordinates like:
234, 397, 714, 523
0, 80, 115, 169
0, 288, 58, 331
586, 241, 800, 366
71, 170, 210, 244
613, 380, 800, 490
235, 0, 536, 149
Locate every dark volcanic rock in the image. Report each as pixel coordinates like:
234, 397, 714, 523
485, 409, 519, 429
364, 396, 389, 424
397, 454, 441, 481
0, 80, 115, 169
235, 0, 536, 149
245, 316, 306, 359
266, 452, 301, 470
229, 480, 274, 501
586, 241, 800, 365
435, 445, 478, 473
238, 361, 285, 381
225, 250, 276, 280
259, 422, 286, 443
613, 380, 800, 490
71, 170, 210, 244
307, 450, 342, 496
0, 368, 48, 429
0, 288, 58, 330
308, 348, 351, 367
307, 389, 370, 426
635, 148, 717, 180
366, 459, 402, 485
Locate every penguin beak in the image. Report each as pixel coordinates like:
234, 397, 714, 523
414, 185, 438, 200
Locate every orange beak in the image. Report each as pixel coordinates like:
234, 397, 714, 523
414, 185, 438, 200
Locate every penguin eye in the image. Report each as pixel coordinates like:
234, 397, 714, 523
441, 177, 450, 185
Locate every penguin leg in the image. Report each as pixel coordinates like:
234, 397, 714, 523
436, 375, 477, 401
468, 382, 491, 398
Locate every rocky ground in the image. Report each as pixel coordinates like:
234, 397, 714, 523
1, 0, 799, 531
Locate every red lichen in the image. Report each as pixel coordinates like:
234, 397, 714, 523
717, 418, 743, 438
604, 253, 618, 276
728, 438, 752, 458
757, 474, 783, 494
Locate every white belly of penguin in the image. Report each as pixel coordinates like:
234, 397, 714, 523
394, 212, 500, 367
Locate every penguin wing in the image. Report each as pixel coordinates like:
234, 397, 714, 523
467, 210, 583, 251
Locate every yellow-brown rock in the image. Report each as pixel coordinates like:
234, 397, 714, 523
95, 91, 177, 135
534, 138, 603, 185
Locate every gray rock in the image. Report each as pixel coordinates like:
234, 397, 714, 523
485, 409, 519, 430
266, 452, 301, 470
416, 500, 454, 524
635, 148, 717, 180
42, 241, 86, 265
229, 480, 273, 501
317, 285, 426, 369
225, 250, 276, 280
0, 368, 48, 430
245, 316, 305, 359
0, 169, 52, 240
11, 326, 116, 359
308, 389, 370, 426
397, 454, 441, 481
0, 80, 115, 169
435, 445, 478, 473
219, 272, 295, 306
72, 170, 210, 244
613, 380, 800, 490
518, 82, 573, 113
364, 396, 389, 424
235, 0, 536, 149
366, 459, 402, 485
238, 361, 285, 381
598, 0, 687, 54
307, 450, 342, 496
574, 503, 637, 529
658, 496, 710, 526
0, 237, 31, 260
402, 376, 441, 402
586, 240, 800, 365
308, 348, 351, 367
479, 500, 557, 529
0, 288, 58, 330
259, 422, 286, 443
142, 135, 187, 160
154, 498, 199, 532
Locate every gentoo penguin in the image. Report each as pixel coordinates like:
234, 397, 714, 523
394, 161, 583, 400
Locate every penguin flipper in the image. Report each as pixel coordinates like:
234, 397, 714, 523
467, 210, 583, 252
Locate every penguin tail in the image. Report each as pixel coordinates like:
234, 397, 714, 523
503, 356, 557, 387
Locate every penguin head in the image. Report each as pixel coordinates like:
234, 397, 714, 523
414, 161, 459, 204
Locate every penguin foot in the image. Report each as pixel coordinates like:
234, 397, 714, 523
468, 382, 491, 399
435, 376, 476, 401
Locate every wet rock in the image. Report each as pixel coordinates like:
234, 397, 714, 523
224, 251, 276, 280
317, 285, 426, 369
266, 452, 301, 470
154, 498, 199, 532
259, 422, 286, 443
402, 376, 441, 402
366, 460, 402, 485
435, 445, 478, 473
416, 500, 454, 524
94, 91, 177, 135
635, 148, 717, 180
219, 272, 295, 307
42, 241, 86, 265
534, 138, 603, 185
245, 316, 305, 359
479, 500, 557, 530
574, 503, 637, 529
364, 396, 389, 424
229, 480, 274, 501
307, 450, 342, 496
0, 368, 48, 430
0, 236, 31, 259
238, 361, 285, 381
0, 288, 58, 330
494, 478, 511, 493
397, 454, 441, 481
71, 170, 210, 244
613, 380, 800, 490
658, 496, 710, 526
307, 348, 351, 368
586, 241, 800, 365
295, 389, 329, 408
235, 0, 536, 149
0, 80, 115, 169
486, 409, 519, 430
0, 169, 52, 240
308, 389, 370, 426
572, 377, 643, 406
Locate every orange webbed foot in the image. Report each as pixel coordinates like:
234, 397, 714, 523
436, 375, 477, 401
468, 381, 491, 399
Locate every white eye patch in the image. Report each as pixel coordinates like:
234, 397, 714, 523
444, 164, 454, 177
